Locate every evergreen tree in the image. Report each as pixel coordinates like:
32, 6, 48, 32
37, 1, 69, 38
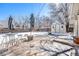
8, 16, 13, 30
30, 13, 35, 31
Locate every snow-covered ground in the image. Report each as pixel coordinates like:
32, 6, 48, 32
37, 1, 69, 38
0, 32, 77, 56
0, 35, 75, 56
49, 32, 74, 40
0, 32, 74, 44
0, 32, 48, 44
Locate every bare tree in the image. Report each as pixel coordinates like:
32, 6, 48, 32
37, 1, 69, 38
21, 16, 29, 30
49, 3, 69, 32
58, 3, 69, 32
13, 16, 29, 30
41, 16, 51, 31
35, 17, 42, 31
13, 19, 20, 29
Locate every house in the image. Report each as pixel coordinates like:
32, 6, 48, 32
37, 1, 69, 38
68, 3, 79, 36
0, 20, 8, 29
51, 20, 66, 33
0, 24, 3, 30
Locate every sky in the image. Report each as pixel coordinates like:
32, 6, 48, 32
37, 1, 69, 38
0, 3, 49, 20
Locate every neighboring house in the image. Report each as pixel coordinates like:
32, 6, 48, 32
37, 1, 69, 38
0, 24, 3, 30
68, 3, 79, 36
73, 15, 79, 36
51, 20, 66, 33
0, 20, 8, 29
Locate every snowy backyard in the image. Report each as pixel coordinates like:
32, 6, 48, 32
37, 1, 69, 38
0, 32, 78, 56
0, 3, 79, 56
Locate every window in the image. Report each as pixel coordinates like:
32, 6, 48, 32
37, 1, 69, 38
61, 26, 63, 28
